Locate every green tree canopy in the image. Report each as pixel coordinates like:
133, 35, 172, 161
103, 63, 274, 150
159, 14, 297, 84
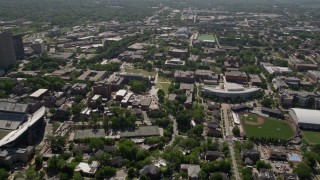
294, 162, 312, 180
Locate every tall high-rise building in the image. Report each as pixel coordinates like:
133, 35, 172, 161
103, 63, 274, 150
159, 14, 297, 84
0, 32, 17, 69
12, 34, 24, 60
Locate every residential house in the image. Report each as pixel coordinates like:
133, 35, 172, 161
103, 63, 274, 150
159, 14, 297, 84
139, 165, 161, 179
205, 151, 225, 161
181, 164, 201, 180
241, 149, 260, 163
254, 169, 276, 180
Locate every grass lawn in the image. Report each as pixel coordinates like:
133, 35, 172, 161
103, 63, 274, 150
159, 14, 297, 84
242, 115, 294, 140
301, 130, 320, 144
157, 77, 172, 83
198, 35, 216, 41
271, 51, 282, 58
0, 130, 11, 139
156, 83, 170, 95
124, 68, 157, 76
244, 114, 258, 122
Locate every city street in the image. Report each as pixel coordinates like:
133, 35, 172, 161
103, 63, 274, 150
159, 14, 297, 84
168, 115, 178, 146
222, 103, 240, 180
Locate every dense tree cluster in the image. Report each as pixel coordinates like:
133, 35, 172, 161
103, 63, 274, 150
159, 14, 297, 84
26, 75, 65, 91
0, 79, 16, 98
0, 0, 156, 27
129, 80, 148, 93
23, 56, 64, 72
109, 107, 137, 129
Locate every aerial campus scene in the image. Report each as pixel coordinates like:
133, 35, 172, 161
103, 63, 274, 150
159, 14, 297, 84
0, 0, 320, 179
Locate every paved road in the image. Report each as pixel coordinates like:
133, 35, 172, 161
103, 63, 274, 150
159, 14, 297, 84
215, 34, 221, 48
142, 111, 152, 125
168, 115, 178, 146
149, 70, 159, 96
222, 104, 240, 180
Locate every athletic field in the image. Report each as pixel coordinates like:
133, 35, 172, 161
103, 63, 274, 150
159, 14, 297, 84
241, 113, 294, 140
301, 130, 320, 144
198, 35, 216, 41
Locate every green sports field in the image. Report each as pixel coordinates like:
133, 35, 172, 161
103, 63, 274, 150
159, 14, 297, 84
301, 130, 320, 144
242, 114, 294, 140
198, 35, 216, 41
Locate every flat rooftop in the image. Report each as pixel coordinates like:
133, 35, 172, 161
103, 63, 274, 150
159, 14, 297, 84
77, 70, 107, 82
120, 126, 160, 138
29, 89, 48, 98
74, 129, 106, 139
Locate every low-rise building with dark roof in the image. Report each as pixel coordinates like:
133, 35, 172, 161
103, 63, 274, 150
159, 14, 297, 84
0, 146, 35, 169
295, 63, 318, 72
231, 105, 253, 112
210, 109, 221, 120
139, 165, 161, 179
307, 70, 320, 83
54, 104, 70, 120
175, 27, 191, 38
224, 56, 239, 68
205, 151, 225, 161
141, 97, 152, 110
207, 121, 220, 129
280, 94, 294, 107
181, 164, 201, 180
51, 67, 74, 79
174, 70, 194, 83
118, 51, 143, 62
241, 149, 260, 163
164, 58, 186, 68
269, 150, 287, 161
225, 71, 248, 84
250, 74, 262, 86
168, 48, 188, 58
245, 157, 254, 166
120, 126, 160, 138
195, 70, 212, 81
254, 169, 276, 180
108, 156, 123, 167
261, 107, 282, 118
284, 77, 301, 86
207, 129, 222, 137
71, 83, 88, 95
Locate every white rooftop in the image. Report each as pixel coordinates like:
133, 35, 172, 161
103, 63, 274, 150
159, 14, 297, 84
75, 161, 100, 174
116, 89, 127, 97
290, 108, 320, 125
29, 89, 48, 98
